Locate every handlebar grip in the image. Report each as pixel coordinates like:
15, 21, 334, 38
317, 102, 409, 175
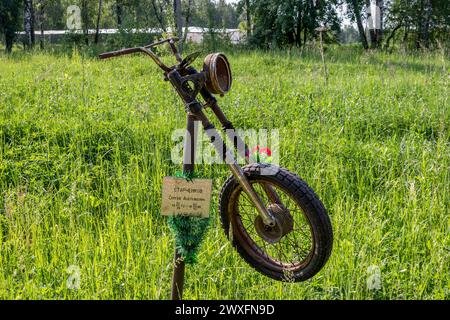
98, 47, 142, 59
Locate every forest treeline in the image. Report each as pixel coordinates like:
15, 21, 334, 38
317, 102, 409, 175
0, 0, 449, 53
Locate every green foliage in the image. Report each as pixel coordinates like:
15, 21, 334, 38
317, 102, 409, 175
0, 48, 448, 299
344, 0, 449, 50
250, 0, 340, 48
387, 0, 450, 49
168, 216, 210, 264
340, 25, 361, 44
0, 0, 22, 52
103, 29, 156, 48
189, 0, 239, 29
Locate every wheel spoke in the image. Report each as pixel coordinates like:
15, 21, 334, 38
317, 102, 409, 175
235, 180, 314, 268
284, 234, 308, 260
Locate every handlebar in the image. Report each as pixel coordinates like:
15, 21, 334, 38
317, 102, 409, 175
98, 47, 142, 59
98, 37, 182, 73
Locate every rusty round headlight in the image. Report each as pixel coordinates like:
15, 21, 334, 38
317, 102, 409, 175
203, 53, 232, 95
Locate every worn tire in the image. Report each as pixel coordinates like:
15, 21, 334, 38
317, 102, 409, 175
219, 163, 333, 282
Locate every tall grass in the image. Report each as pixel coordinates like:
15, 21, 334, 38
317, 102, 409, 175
0, 47, 448, 299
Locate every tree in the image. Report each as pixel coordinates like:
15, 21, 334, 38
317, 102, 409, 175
116, 0, 123, 27
364, 0, 384, 48
42, 0, 64, 29
35, 0, 47, 49
387, 0, 449, 49
422, 0, 432, 48
183, 0, 193, 43
365, 0, 376, 47
250, 0, 340, 48
345, 0, 369, 49
0, 0, 22, 53
173, 0, 183, 52
151, 0, 169, 32
374, 0, 384, 47
94, 0, 103, 44
81, 0, 89, 45
383, 0, 405, 49
244, 0, 251, 38
24, 0, 36, 49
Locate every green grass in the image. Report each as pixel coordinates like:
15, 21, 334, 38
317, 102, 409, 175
0, 47, 449, 299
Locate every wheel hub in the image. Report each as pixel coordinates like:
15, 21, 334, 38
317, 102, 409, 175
254, 203, 294, 243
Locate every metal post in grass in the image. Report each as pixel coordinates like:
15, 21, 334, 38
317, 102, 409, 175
171, 113, 196, 299
171, 249, 185, 300
315, 26, 329, 84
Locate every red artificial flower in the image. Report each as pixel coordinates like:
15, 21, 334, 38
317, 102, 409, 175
250, 145, 272, 160
259, 147, 272, 157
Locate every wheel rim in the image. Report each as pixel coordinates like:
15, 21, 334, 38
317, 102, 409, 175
228, 179, 315, 274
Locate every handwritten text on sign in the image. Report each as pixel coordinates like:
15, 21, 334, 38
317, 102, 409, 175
161, 177, 212, 218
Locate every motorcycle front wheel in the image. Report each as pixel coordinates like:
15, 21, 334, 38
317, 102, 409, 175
219, 163, 333, 282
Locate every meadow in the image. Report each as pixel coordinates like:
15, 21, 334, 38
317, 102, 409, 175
0, 46, 448, 299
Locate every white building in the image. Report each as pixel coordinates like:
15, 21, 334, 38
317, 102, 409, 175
18, 27, 244, 44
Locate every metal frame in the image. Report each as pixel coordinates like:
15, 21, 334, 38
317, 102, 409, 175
99, 38, 282, 300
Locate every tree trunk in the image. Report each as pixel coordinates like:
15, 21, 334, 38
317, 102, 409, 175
38, 0, 45, 50
351, 0, 369, 49
116, 1, 123, 27
245, 0, 251, 39
151, 0, 167, 32
183, 0, 193, 43
384, 23, 402, 49
374, 0, 383, 47
94, 0, 102, 44
365, 0, 376, 47
303, 23, 307, 45
303, 0, 310, 45
402, 25, 409, 50
173, 0, 183, 53
295, 12, 303, 47
423, 0, 432, 48
24, 0, 35, 49
309, 0, 318, 38
415, 0, 424, 48
81, 0, 89, 45
287, 31, 295, 46
5, 28, 15, 53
